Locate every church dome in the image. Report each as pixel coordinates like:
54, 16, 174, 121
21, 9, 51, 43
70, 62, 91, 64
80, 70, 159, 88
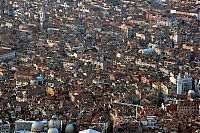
48, 115, 61, 129
31, 121, 44, 132
0, 72, 3, 77
65, 124, 75, 133
48, 128, 59, 133
36, 75, 44, 81
52, 115, 57, 119
11, 66, 18, 71
188, 90, 195, 97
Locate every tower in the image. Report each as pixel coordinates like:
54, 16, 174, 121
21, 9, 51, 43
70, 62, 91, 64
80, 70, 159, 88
39, 6, 45, 29
197, 3, 200, 21
198, 12, 200, 21
177, 73, 182, 95
22, 91, 27, 102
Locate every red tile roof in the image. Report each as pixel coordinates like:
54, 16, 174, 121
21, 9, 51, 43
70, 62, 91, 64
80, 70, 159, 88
0, 49, 14, 55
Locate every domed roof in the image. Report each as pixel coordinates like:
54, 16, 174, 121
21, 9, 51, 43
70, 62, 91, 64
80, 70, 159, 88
11, 66, 18, 71
48, 128, 59, 133
52, 115, 57, 119
188, 90, 195, 95
0, 72, 3, 76
48, 116, 61, 129
65, 124, 74, 133
31, 121, 44, 132
36, 75, 44, 81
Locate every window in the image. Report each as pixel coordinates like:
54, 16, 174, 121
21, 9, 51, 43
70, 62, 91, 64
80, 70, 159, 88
183, 82, 192, 92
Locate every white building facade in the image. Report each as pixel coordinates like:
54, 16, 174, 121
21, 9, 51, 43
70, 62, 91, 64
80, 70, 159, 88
177, 73, 193, 95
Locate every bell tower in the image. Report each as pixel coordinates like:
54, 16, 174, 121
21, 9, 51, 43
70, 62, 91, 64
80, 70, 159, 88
177, 73, 182, 95
39, 6, 45, 30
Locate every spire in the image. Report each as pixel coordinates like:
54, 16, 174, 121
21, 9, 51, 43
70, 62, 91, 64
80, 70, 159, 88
184, 72, 187, 78
177, 73, 181, 80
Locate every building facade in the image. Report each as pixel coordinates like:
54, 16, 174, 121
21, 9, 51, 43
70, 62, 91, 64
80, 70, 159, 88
177, 73, 193, 95
177, 101, 200, 116
0, 49, 16, 61
0, 121, 10, 133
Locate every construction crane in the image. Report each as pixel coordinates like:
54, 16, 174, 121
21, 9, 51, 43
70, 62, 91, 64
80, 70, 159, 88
112, 100, 143, 120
